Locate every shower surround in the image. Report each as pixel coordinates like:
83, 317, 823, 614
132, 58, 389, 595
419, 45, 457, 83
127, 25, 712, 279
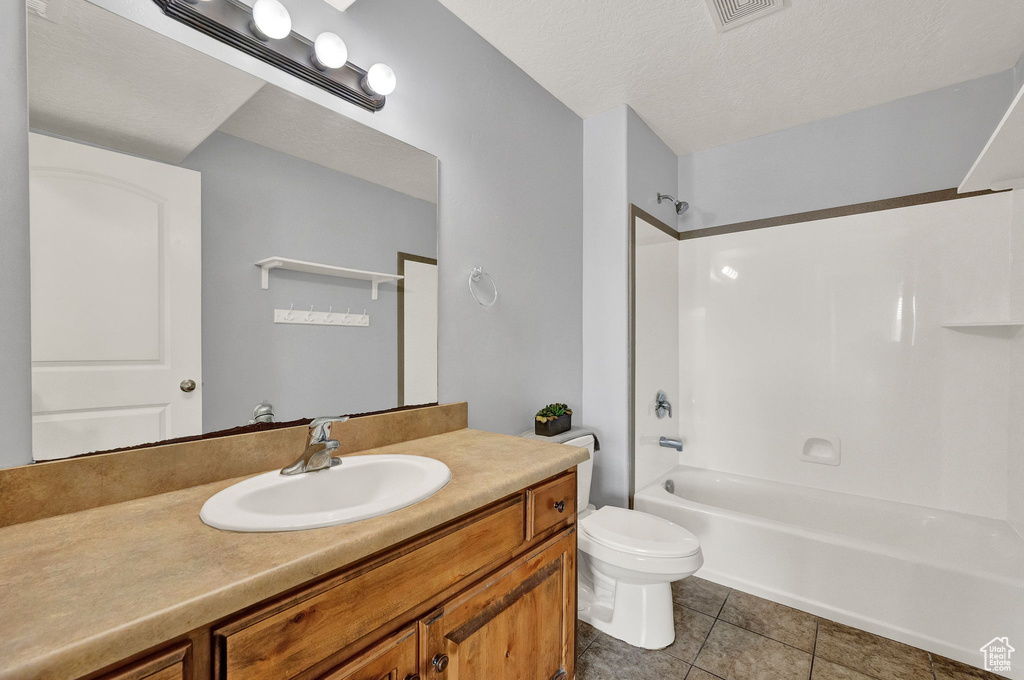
633, 190, 1024, 675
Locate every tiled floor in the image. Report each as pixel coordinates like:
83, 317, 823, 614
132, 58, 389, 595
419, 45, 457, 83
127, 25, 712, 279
575, 577, 1007, 680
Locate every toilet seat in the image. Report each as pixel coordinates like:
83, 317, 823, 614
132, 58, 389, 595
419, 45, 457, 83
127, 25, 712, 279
580, 506, 700, 558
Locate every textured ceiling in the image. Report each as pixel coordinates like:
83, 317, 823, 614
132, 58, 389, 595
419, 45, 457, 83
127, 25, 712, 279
28, 0, 264, 164
28, 0, 436, 202
436, 0, 1024, 155
219, 86, 437, 203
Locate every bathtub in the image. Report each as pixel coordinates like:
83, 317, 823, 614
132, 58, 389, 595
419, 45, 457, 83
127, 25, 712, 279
634, 466, 1024, 677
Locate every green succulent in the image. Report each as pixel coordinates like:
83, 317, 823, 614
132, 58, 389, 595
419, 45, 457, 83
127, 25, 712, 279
535, 403, 573, 423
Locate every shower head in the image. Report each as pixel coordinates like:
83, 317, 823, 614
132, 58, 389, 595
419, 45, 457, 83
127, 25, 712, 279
657, 193, 689, 215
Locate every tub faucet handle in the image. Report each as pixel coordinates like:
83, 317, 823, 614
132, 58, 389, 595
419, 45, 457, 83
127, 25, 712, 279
655, 390, 672, 419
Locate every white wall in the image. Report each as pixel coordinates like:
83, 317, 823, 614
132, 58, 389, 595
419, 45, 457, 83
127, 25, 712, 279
677, 192, 1015, 519
1009, 191, 1024, 536
633, 219, 679, 492
0, 2, 33, 468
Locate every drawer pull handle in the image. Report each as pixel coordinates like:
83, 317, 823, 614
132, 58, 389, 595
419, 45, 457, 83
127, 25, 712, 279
553, 500, 566, 513
432, 654, 450, 672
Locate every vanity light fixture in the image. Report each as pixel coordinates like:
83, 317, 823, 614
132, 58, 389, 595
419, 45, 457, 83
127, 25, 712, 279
153, 0, 393, 111
311, 32, 348, 70
249, 0, 292, 41
363, 63, 397, 97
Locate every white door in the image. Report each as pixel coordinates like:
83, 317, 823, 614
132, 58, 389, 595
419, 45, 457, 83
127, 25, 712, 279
29, 133, 202, 460
400, 256, 438, 405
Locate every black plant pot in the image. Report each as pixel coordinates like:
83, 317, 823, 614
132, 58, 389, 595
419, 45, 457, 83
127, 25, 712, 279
535, 413, 571, 437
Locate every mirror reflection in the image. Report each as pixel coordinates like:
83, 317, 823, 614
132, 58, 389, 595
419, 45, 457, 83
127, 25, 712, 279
25, 0, 438, 462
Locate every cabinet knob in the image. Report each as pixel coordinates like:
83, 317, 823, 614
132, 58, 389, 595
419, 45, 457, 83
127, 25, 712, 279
432, 654, 450, 672
553, 500, 566, 513
405, 675, 421, 680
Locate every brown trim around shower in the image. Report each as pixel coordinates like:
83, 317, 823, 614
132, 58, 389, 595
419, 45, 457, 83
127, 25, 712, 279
397, 252, 438, 407
677, 188, 1004, 241
627, 204, 678, 508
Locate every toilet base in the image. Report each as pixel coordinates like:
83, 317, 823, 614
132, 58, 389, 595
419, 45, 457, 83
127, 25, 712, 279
578, 566, 676, 649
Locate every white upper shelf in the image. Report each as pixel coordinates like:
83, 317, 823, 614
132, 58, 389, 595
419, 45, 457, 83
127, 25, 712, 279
255, 257, 403, 300
960, 80, 1024, 193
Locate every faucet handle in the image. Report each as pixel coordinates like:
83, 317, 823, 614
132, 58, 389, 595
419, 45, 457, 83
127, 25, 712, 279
308, 416, 349, 443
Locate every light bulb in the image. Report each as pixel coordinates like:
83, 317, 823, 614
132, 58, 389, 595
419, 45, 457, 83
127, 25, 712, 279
311, 32, 348, 70
364, 63, 396, 96
249, 0, 292, 41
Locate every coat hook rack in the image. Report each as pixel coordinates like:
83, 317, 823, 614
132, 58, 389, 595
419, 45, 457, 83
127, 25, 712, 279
274, 305, 369, 327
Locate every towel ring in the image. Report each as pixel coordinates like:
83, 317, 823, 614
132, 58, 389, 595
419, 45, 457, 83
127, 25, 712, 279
468, 266, 498, 307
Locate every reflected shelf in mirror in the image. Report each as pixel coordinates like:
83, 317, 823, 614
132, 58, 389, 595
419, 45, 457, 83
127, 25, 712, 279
256, 257, 403, 300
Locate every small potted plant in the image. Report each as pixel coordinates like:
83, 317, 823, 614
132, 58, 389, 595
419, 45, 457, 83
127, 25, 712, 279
535, 403, 573, 437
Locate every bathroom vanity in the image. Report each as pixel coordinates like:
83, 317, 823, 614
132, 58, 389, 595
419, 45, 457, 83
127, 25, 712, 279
0, 404, 586, 680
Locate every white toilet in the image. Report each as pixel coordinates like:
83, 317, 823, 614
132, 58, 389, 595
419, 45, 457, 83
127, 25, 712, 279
566, 434, 703, 649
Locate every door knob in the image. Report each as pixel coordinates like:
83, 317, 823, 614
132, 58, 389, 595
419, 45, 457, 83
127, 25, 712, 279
179, 379, 197, 393
432, 654, 449, 672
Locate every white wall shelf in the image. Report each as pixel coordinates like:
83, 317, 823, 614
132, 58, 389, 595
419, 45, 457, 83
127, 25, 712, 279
255, 257, 403, 300
940, 321, 1024, 328
960, 80, 1024, 193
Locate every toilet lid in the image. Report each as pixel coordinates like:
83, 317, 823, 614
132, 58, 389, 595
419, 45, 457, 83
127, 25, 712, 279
580, 506, 700, 558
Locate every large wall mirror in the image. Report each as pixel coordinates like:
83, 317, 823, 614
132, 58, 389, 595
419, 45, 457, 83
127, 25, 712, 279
23, 0, 438, 463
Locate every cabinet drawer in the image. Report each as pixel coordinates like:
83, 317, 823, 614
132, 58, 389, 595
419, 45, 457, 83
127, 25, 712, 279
96, 643, 190, 680
318, 625, 417, 680
527, 471, 576, 539
215, 497, 524, 680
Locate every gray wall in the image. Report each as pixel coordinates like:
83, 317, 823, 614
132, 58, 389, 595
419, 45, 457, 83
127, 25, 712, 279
179, 132, 437, 431
275, 0, 585, 435
0, 0, 584, 466
0, 3, 33, 468
582, 107, 628, 508
677, 70, 1016, 231
627, 108, 681, 227
582, 105, 677, 508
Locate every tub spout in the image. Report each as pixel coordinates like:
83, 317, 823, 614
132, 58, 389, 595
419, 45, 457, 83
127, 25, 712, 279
659, 436, 683, 452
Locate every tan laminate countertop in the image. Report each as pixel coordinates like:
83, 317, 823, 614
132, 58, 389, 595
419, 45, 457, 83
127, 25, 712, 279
0, 428, 587, 680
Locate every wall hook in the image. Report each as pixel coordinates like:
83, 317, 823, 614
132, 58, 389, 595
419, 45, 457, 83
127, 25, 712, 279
305, 305, 315, 322
285, 303, 295, 321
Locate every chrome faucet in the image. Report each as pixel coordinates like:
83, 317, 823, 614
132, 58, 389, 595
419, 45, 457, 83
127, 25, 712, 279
280, 417, 349, 476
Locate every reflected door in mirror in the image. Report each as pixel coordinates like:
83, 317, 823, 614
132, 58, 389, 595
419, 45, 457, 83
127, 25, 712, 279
28, 133, 202, 460
399, 253, 438, 406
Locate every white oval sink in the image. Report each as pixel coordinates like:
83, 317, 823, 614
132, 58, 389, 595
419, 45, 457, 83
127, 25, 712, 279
200, 454, 451, 532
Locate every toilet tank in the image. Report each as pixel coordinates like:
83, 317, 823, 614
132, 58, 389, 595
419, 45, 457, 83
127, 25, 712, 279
563, 434, 595, 509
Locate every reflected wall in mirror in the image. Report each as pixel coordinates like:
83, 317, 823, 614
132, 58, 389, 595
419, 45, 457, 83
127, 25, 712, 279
24, 0, 438, 463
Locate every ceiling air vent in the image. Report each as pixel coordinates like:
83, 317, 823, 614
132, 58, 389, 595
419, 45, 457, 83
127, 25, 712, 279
26, 0, 65, 22
706, 0, 788, 32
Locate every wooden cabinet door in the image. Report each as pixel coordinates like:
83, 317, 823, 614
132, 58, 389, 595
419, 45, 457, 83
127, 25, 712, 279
318, 626, 418, 680
419, 530, 575, 680
94, 643, 190, 680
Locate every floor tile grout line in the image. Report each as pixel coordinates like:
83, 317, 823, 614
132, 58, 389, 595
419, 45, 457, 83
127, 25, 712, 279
689, 595, 722, 672
808, 619, 818, 680
713, 618, 818, 656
